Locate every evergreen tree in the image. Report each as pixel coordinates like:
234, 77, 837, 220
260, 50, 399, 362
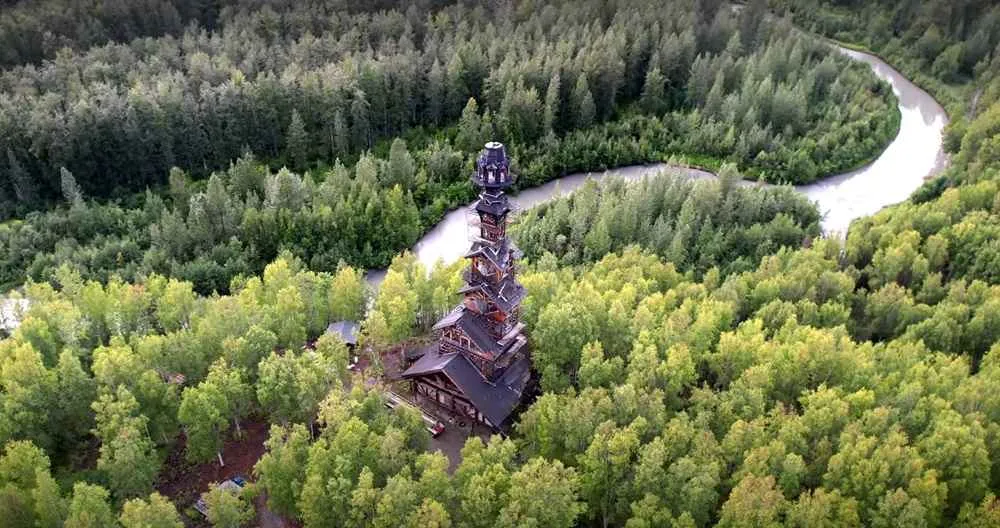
456, 98, 483, 153
350, 93, 372, 151
639, 67, 666, 115
7, 149, 35, 206
60, 167, 84, 206
286, 110, 309, 172
426, 60, 446, 126
544, 72, 562, 133
333, 109, 350, 160
572, 75, 596, 129
387, 138, 416, 190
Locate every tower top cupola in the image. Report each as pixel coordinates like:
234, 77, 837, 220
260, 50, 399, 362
472, 142, 513, 189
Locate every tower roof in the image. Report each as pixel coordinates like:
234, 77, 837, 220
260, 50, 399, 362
458, 276, 526, 314
465, 238, 522, 270
474, 194, 511, 217
432, 306, 503, 356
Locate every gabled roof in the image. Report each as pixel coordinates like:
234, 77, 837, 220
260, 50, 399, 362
474, 191, 511, 217
326, 320, 359, 345
400, 349, 531, 426
458, 277, 526, 314
465, 238, 522, 270
432, 306, 502, 356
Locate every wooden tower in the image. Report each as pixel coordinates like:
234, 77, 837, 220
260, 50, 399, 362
401, 142, 531, 430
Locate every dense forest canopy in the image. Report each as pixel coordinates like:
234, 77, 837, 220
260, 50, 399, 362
776, 0, 1000, 90
0, 0, 896, 294
0, 0, 447, 68
2, 0, 1000, 526
512, 163, 820, 275
0, 0, 895, 220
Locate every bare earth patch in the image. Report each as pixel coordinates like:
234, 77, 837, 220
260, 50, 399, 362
156, 418, 297, 527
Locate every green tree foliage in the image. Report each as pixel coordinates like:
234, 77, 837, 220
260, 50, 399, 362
0, 0, 893, 267
286, 110, 310, 173
361, 253, 464, 348
256, 348, 338, 427
202, 483, 253, 528
514, 165, 820, 273
387, 139, 417, 191
512, 227, 999, 526
718, 475, 787, 528
91, 387, 159, 500
572, 75, 597, 130
253, 424, 311, 518
497, 457, 583, 528
0, 0, 213, 67
329, 265, 366, 322
178, 371, 233, 465
2, 1, 1000, 527
0, 441, 62, 528
776, 0, 999, 98
291, 385, 432, 527
119, 492, 184, 528
64, 483, 115, 528
0, 343, 59, 451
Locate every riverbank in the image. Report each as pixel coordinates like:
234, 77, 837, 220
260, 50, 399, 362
374, 41, 948, 282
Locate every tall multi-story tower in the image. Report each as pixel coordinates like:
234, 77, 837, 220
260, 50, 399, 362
401, 142, 531, 430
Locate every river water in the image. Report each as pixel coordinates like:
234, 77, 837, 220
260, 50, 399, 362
1, 45, 950, 314
370, 45, 948, 284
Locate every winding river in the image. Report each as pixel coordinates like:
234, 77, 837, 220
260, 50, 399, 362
376, 44, 948, 282
1, 44, 950, 315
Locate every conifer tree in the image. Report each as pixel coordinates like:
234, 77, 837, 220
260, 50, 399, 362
286, 110, 309, 172
572, 75, 596, 129
544, 72, 562, 133
639, 67, 667, 114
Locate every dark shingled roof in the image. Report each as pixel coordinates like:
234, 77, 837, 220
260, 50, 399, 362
474, 191, 511, 217
326, 320, 359, 345
432, 306, 502, 356
458, 277, 526, 314
402, 347, 457, 377
465, 238, 522, 270
400, 349, 531, 426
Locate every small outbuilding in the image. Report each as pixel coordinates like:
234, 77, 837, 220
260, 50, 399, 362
325, 320, 359, 347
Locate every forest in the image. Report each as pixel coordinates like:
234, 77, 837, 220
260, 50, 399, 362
0, 0, 897, 292
512, 163, 820, 276
0, 0, 896, 215
1, 0, 1000, 527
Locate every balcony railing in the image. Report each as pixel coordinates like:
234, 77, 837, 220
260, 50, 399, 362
471, 171, 515, 189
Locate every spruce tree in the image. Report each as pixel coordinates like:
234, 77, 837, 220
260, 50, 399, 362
572, 75, 596, 129
286, 110, 309, 171
544, 72, 562, 134
640, 67, 667, 115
